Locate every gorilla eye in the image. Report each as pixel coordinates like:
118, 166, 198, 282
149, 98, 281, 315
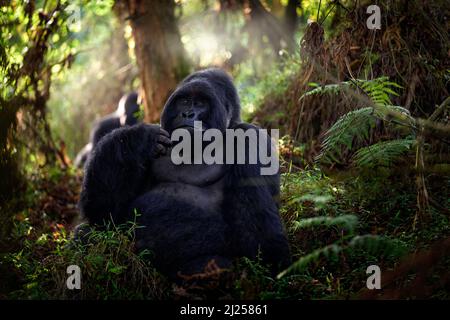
195, 98, 208, 108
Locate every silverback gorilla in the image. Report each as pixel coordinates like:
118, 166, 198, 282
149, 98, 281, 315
74, 92, 141, 168
78, 69, 290, 279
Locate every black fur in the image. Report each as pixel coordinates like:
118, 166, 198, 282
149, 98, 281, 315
78, 69, 290, 279
74, 92, 141, 168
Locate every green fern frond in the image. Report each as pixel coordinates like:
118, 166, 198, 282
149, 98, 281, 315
348, 235, 408, 257
291, 215, 358, 233
317, 107, 378, 163
300, 77, 402, 107
277, 235, 407, 278
353, 139, 415, 168
277, 244, 343, 278
301, 82, 345, 98
357, 77, 401, 106
317, 103, 415, 164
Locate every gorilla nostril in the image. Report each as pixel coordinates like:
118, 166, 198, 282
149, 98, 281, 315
182, 110, 195, 118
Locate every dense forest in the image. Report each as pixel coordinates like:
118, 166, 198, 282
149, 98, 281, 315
0, 0, 449, 301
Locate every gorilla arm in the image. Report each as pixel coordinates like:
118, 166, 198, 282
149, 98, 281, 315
90, 115, 121, 146
223, 123, 291, 271
79, 123, 171, 225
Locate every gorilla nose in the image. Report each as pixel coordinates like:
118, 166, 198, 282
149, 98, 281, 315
182, 110, 195, 119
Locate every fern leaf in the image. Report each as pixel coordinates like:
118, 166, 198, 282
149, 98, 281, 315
348, 235, 408, 257
277, 235, 407, 278
291, 215, 358, 233
353, 139, 415, 168
277, 244, 343, 278
317, 107, 377, 164
300, 77, 402, 107
300, 83, 346, 99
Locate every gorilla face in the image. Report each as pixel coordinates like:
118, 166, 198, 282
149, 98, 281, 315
161, 83, 228, 134
170, 94, 210, 131
161, 69, 241, 134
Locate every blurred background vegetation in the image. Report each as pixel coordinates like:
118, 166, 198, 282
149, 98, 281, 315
0, 0, 449, 299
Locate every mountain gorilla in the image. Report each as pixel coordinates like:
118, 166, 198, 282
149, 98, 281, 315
74, 92, 141, 168
78, 69, 290, 279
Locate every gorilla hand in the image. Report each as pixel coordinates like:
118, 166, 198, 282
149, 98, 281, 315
145, 125, 171, 158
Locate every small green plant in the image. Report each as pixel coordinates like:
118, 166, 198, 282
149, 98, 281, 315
291, 214, 358, 233
303, 77, 403, 106
4, 219, 170, 299
278, 168, 411, 297
353, 138, 415, 168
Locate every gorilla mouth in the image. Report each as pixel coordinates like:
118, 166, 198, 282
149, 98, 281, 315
173, 124, 208, 131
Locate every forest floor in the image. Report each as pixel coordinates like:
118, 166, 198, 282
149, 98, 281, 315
1, 162, 449, 300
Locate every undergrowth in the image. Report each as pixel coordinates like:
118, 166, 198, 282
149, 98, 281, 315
2, 164, 448, 300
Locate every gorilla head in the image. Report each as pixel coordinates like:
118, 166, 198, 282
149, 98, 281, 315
117, 91, 141, 126
161, 68, 241, 133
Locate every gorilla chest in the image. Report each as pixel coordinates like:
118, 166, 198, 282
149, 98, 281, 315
146, 156, 226, 212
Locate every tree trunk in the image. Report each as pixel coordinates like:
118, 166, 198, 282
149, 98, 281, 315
124, 0, 190, 122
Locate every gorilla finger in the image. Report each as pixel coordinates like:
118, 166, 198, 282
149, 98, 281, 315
155, 143, 167, 155
157, 135, 172, 146
159, 128, 170, 138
